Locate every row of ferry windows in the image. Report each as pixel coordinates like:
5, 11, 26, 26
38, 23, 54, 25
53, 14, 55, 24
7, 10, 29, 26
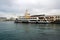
19, 17, 45, 19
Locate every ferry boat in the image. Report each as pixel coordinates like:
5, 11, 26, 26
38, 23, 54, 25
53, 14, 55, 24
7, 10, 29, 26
14, 16, 51, 24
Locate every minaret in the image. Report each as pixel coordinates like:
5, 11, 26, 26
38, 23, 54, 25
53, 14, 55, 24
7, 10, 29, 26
25, 9, 30, 18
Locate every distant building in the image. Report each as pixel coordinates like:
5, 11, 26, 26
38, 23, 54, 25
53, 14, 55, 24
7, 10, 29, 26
6, 17, 16, 21
0, 17, 7, 21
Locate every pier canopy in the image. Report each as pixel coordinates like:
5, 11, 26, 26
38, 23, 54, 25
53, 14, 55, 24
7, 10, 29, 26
31, 14, 45, 17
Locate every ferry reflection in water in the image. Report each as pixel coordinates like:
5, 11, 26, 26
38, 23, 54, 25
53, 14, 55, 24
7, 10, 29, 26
0, 22, 60, 40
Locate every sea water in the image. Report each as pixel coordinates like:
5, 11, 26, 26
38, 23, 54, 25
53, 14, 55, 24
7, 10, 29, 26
0, 21, 60, 40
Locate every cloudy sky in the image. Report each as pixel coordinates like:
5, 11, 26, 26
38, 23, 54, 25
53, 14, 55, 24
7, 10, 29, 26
0, 0, 60, 17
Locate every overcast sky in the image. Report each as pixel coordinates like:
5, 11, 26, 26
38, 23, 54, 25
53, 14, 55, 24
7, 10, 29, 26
0, 0, 60, 17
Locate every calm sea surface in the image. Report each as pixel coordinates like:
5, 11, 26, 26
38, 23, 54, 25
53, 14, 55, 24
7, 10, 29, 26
0, 21, 60, 40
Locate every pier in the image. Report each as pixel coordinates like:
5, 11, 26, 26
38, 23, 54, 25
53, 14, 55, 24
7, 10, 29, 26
15, 10, 60, 24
